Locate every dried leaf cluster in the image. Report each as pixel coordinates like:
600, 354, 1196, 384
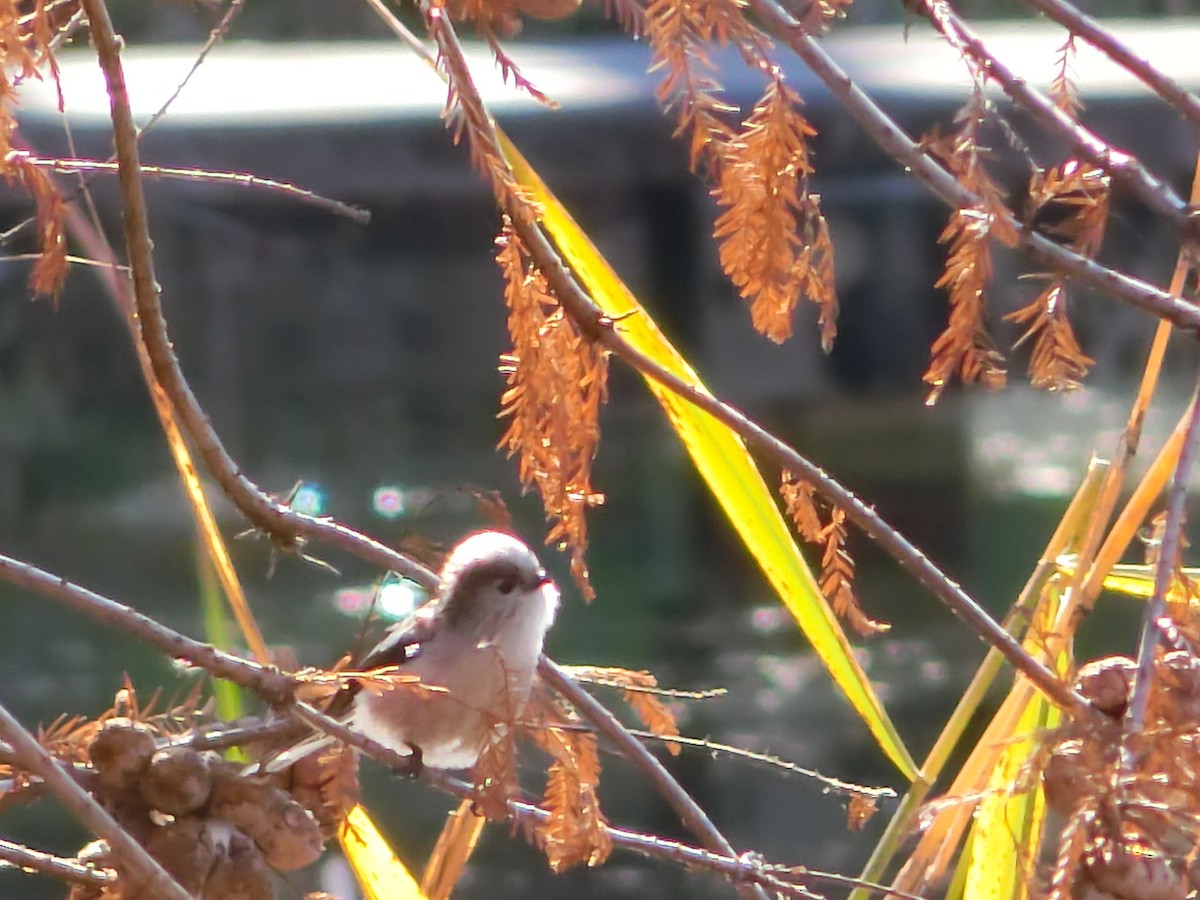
643, 0, 839, 346
0, 0, 69, 300
781, 470, 888, 637
497, 222, 609, 600
1039, 646, 1200, 899
922, 101, 1015, 405
529, 721, 612, 872
562, 664, 684, 754
1006, 159, 1109, 391
1048, 34, 1082, 119
714, 80, 838, 346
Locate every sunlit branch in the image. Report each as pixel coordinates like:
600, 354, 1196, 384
11, 152, 370, 223
0, 837, 115, 888
1125, 378, 1200, 731
1018, 0, 1200, 132
0, 551, 294, 704
749, 0, 1200, 331
918, 0, 1194, 239
77, 0, 436, 589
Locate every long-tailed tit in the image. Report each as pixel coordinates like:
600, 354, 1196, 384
264, 530, 559, 772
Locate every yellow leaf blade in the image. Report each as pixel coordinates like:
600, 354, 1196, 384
499, 130, 917, 780
962, 682, 1060, 900
339, 804, 429, 900
422, 799, 487, 900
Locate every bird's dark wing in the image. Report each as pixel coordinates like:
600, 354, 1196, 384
358, 604, 439, 669
324, 604, 440, 718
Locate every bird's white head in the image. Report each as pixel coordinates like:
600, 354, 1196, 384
437, 531, 559, 644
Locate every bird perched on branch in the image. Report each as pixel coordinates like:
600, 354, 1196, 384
263, 530, 559, 772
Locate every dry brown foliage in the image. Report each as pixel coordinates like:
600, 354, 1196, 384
1006, 282, 1093, 392
641, 0, 838, 346
1049, 34, 1082, 118
714, 79, 838, 346
1005, 160, 1109, 391
532, 725, 612, 872
421, 0, 538, 222
0, 0, 69, 302
922, 107, 1014, 404
471, 726, 521, 821
643, 0, 740, 171
846, 793, 878, 831
781, 471, 888, 637
514, 685, 613, 872
497, 222, 608, 600
559, 665, 685, 755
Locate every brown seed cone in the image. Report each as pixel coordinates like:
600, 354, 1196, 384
203, 826, 275, 900
1083, 834, 1186, 900
287, 747, 360, 840
88, 718, 158, 790
136, 817, 217, 897
95, 784, 156, 847
209, 764, 324, 871
138, 746, 215, 816
1074, 656, 1137, 718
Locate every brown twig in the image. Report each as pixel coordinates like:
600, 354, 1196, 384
1126, 380, 1200, 730
139, 0, 248, 136
919, 0, 1194, 240
540, 659, 771, 900
1018, 0, 1200, 132
290, 705, 891, 899
77, 0, 434, 589
623, 729, 894, 799
0, 700, 192, 900
12, 152, 370, 222
432, 770, 923, 900
290, 702, 423, 777
0, 837, 115, 888
0, 551, 294, 705
749, 0, 1200, 332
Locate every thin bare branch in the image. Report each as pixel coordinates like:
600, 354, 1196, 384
626, 730, 895, 799
1125, 379, 1200, 730
1019, 0, 1200, 132
0, 837, 115, 888
77, 0, 434, 589
918, 0, 1194, 240
140, 0, 248, 136
0, 551, 294, 705
749, 0, 1200, 331
540, 659, 771, 900
0, 700, 192, 900
12, 152, 370, 223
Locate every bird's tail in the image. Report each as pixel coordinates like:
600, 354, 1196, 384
248, 732, 339, 775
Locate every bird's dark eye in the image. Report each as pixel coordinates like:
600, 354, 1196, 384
496, 576, 517, 595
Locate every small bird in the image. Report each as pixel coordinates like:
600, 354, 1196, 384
264, 530, 559, 772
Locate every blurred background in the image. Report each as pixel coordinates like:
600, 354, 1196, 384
1, 6, 1199, 897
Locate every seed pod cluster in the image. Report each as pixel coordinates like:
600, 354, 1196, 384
1041, 653, 1200, 899
68, 717, 324, 900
